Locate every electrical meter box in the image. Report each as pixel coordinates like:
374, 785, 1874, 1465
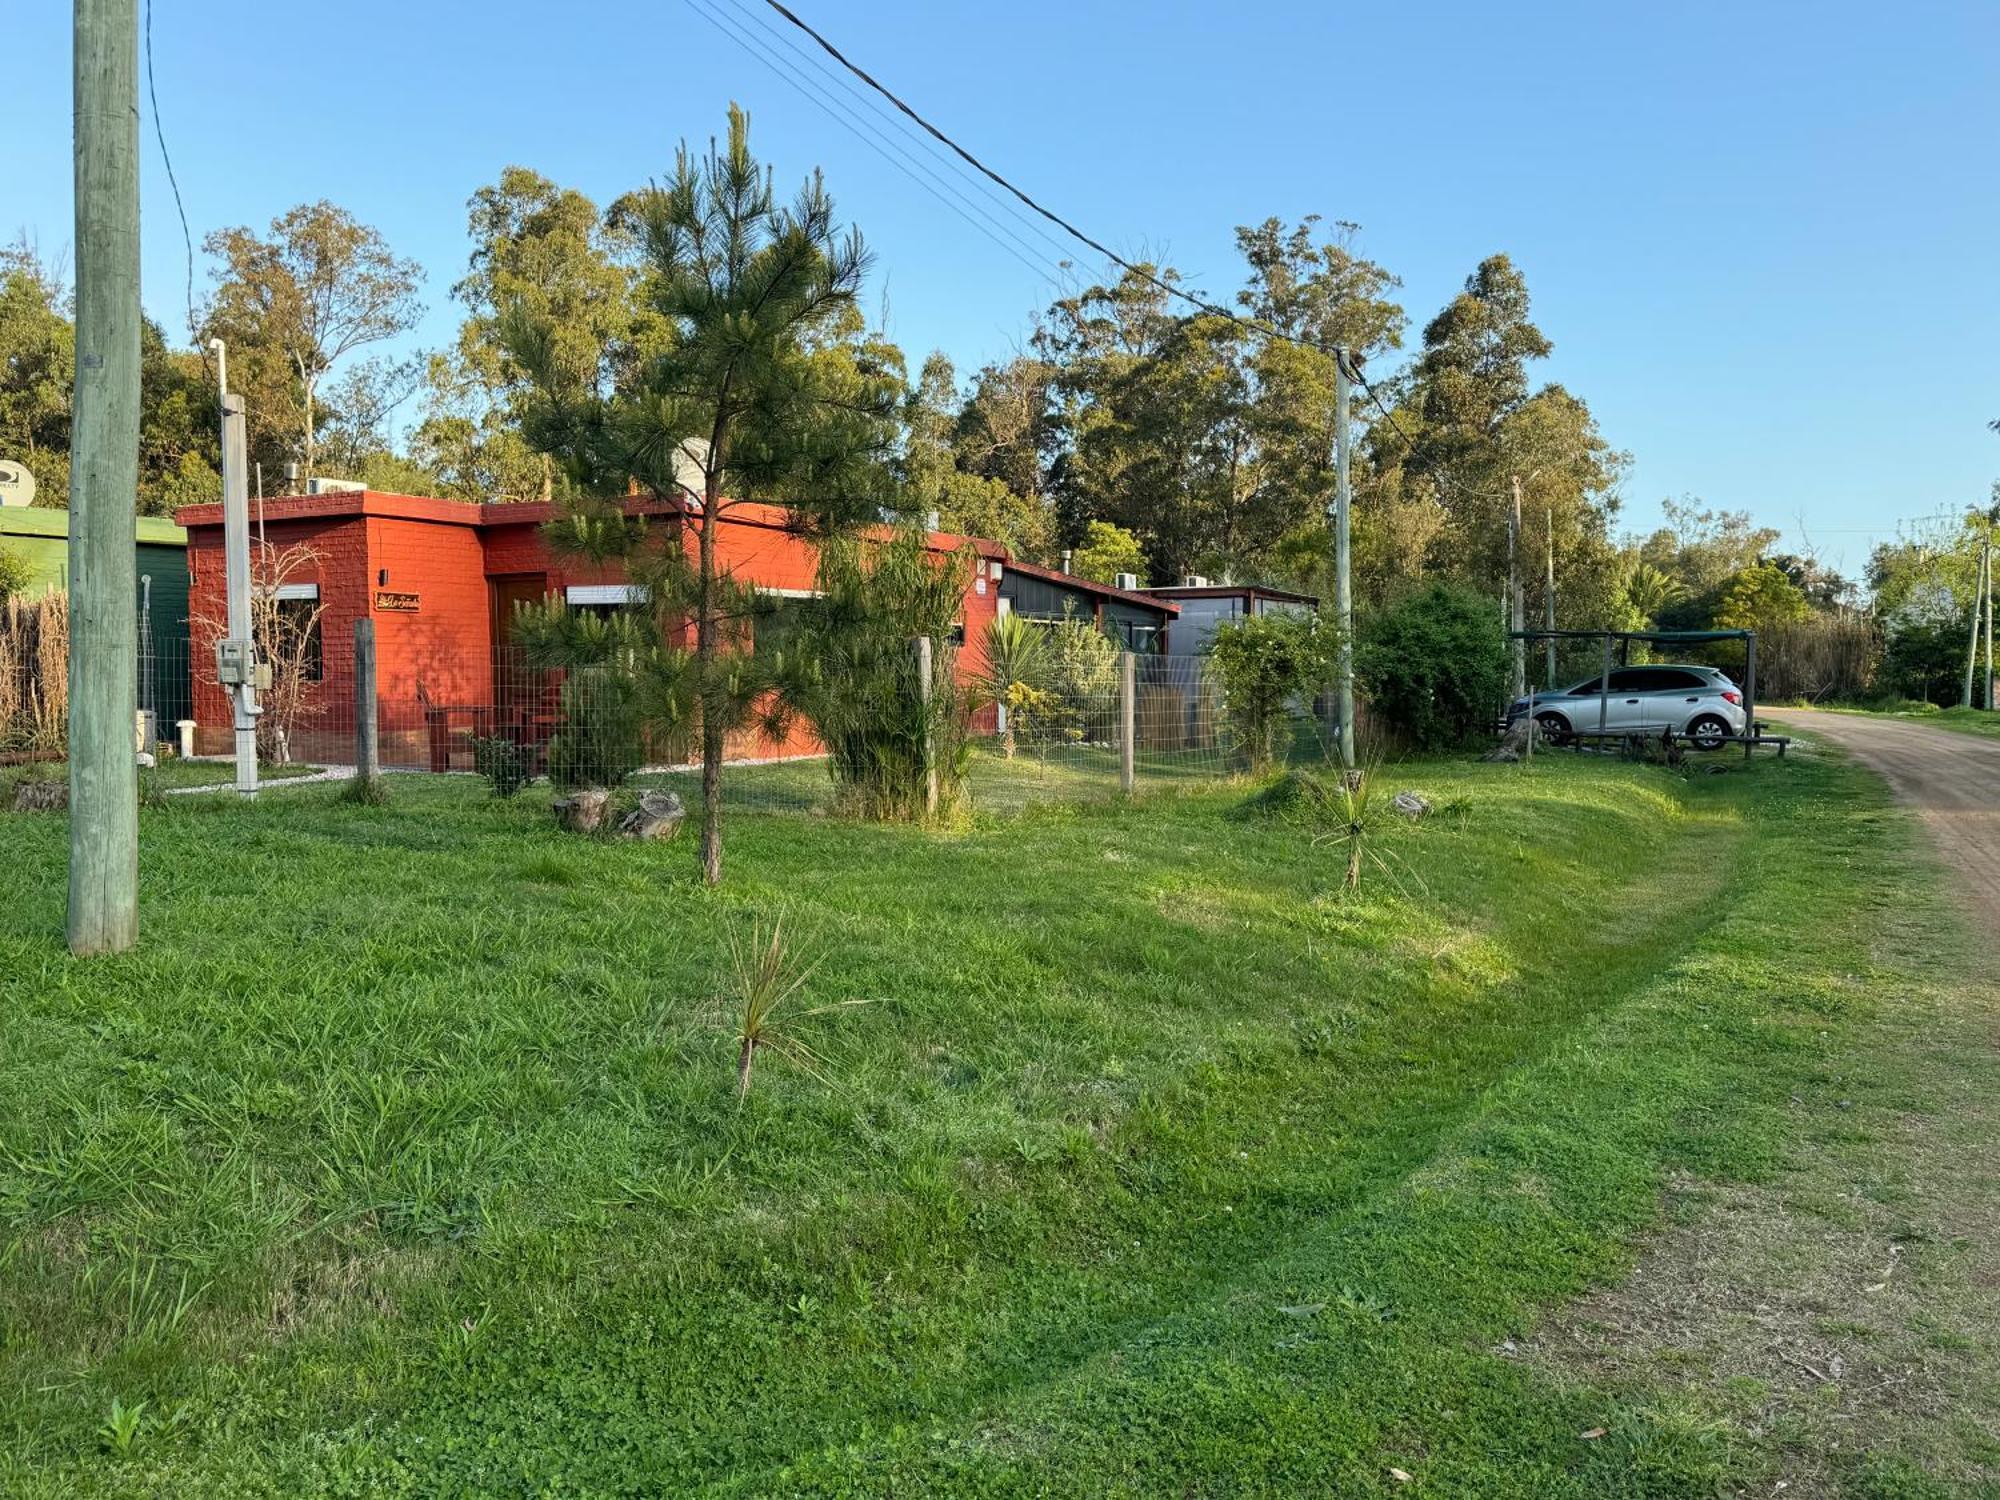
214, 638, 256, 686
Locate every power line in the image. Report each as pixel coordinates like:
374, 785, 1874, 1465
758, 0, 1344, 358
143, 0, 201, 360
681, 0, 1064, 285
714, 0, 1079, 269
754, 0, 1479, 495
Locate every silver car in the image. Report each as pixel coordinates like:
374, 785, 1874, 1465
1507, 664, 1747, 749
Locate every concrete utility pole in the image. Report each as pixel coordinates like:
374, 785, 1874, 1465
66, 0, 141, 955
220, 394, 261, 794
1331, 346, 1355, 770
1508, 475, 1526, 698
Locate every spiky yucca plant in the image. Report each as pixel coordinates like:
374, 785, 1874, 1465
728, 922, 868, 1099
1317, 765, 1391, 891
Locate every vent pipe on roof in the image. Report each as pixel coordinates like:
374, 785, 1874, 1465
1061, 549, 1073, 573
672, 438, 710, 498
925, 509, 940, 533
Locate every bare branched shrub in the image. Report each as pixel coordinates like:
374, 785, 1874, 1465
192, 544, 328, 763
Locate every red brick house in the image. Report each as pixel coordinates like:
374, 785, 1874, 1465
174, 489, 1119, 768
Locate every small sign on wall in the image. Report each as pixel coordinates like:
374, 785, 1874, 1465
374, 590, 420, 613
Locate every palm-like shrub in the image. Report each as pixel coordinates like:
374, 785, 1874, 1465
971, 612, 1050, 758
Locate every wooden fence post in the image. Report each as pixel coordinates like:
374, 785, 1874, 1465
1120, 650, 1136, 794
916, 634, 937, 818
354, 617, 379, 784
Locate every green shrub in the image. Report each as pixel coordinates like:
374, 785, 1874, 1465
1357, 582, 1508, 750
471, 736, 529, 798
547, 668, 645, 790
1243, 768, 1334, 821
0, 546, 33, 605
1207, 611, 1339, 771
1037, 604, 1120, 747
771, 531, 971, 821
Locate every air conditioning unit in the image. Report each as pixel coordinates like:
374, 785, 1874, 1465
1113, 572, 1140, 591
306, 476, 364, 495
1182, 574, 1210, 588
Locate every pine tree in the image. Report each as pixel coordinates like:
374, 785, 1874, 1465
503, 106, 899, 884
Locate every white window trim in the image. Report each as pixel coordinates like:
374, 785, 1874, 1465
269, 582, 319, 603
756, 587, 824, 600
565, 583, 648, 607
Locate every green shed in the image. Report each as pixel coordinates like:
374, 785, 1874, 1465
0, 506, 192, 733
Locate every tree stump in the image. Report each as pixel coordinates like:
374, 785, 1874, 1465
1482, 716, 1540, 762
552, 787, 610, 834
618, 789, 685, 841
12, 779, 68, 813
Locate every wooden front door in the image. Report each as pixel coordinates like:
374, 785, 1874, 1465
490, 575, 551, 722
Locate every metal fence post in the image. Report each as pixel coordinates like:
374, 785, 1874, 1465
916, 634, 937, 818
1743, 631, 1758, 761
354, 617, 379, 785
1596, 631, 1612, 745
1120, 650, 1136, 794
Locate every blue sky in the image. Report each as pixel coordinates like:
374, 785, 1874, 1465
9, 0, 1997, 576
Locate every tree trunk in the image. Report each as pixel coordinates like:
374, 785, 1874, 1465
297, 352, 316, 483
697, 476, 724, 886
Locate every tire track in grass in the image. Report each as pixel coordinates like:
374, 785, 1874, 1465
715, 776, 1770, 1496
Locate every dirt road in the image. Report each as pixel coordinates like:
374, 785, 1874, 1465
1766, 708, 2000, 934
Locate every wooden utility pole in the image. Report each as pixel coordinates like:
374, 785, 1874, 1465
1963, 533, 1987, 709
1982, 530, 1995, 711
1331, 346, 1355, 770
66, 0, 141, 955
1508, 475, 1526, 698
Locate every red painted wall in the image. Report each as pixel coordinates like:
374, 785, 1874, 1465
177, 491, 1010, 765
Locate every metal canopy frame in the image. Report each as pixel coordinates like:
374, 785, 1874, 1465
1506, 626, 1763, 758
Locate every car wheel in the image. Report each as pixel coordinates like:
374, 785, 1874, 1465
1534, 711, 1572, 746
1687, 713, 1732, 751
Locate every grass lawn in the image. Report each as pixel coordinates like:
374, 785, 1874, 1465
0, 746, 1989, 1495
2, 759, 323, 799
635, 740, 1241, 817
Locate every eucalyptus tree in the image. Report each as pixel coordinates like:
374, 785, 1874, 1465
415, 168, 640, 501
201, 202, 423, 479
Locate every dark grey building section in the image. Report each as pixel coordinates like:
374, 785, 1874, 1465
1142, 584, 1317, 656
997, 561, 1177, 653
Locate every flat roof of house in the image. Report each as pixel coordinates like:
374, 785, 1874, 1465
173, 490, 1010, 559
1002, 558, 1180, 615
1, 505, 186, 546
1140, 582, 1318, 607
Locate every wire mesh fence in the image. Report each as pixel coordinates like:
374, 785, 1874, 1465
9, 600, 1350, 818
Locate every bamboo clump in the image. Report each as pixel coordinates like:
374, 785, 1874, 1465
0, 590, 70, 756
